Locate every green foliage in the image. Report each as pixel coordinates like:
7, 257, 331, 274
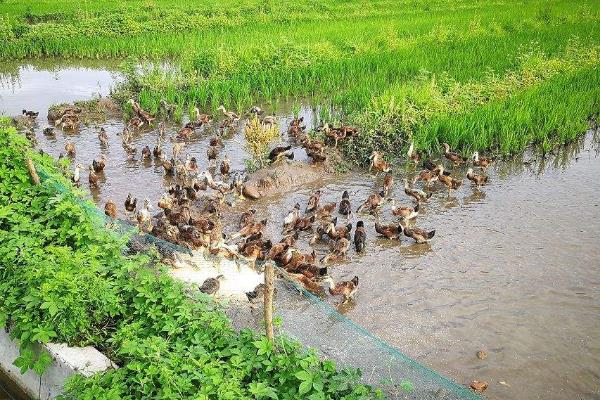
0, 125, 381, 398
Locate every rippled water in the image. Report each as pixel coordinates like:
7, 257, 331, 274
2, 64, 599, 400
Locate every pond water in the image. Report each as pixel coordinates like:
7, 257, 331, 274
1, 64, 599, 400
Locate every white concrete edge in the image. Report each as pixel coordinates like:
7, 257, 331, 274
0, 329, 117, 400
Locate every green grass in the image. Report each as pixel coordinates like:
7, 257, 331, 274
2, 0, 600, 157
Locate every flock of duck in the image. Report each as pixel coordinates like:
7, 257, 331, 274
22, 101, 492, 305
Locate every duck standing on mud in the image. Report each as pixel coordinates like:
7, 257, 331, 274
369, 151, 392, 173
199, 275, 225, 295
442, 143, 467, 165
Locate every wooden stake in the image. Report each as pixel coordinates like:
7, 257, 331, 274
26, 158, 40, 185
263, 262, 274, 342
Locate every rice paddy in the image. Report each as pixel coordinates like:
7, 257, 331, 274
2, 0, 600, 158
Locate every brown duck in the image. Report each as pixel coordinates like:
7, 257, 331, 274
323, 276, 359, 303
442, 143, 467, 165
467, 168, 489, 187
402, 225, 435, 244
375, 221, 402, 240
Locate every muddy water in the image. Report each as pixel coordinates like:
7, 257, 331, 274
2, 65, 600, 400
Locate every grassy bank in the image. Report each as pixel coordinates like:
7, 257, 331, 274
0, 120, 380, 399
2, 0, 599, 158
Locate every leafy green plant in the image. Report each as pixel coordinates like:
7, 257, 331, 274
0, 122, 381, 398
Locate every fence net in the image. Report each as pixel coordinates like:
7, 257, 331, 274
34, 162, 480, 400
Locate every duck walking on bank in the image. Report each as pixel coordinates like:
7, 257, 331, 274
407, 142, 420, 164
442, 143, 467, 165
369, 151, 392, 173
437, 165, 462, 196
199, 275, 225, 295
323, 276, 359, 304
403, 179, 431, 202
472, 152, 493, 169
467, 168, 489, 188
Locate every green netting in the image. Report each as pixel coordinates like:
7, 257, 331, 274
34, 162, 480, 400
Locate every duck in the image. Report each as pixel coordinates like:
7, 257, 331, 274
141, 146, 152, 160
287, 261, 327, 280
176, 123, 195, 139
230, 219, 267, 240
209, 136, 223, 148
92, 155, 107, 172
239, 209, 256, 228
413, 168, 439, 188
185, 156, 198, 172
161, 157, 175, 175
292, 215, 316, 231
220, 156, 231, 175
288, 273, 323, 294
315, 202, 337, 220
283, 203, 300, 230
262, 115, 277, 126
249, 106, 263, 115
136, 199, 152, 230
402, 225, 435, 244
122, 142, 137, 160
466, 168, 489, 187
98, 128, 109, 146
43, 127, 55, 136
217, 105, 239, 122
326, 218, 353, 240
374, 221, 402, 240
306, 190, 321, 213
158, 193, 175, 210
128, 116, 144, 130
354, 220, 366, 253
172, 142, 185, 160
383, 172, 394, 197
403, 179, 432, 202
153, 140, 162, 159
442, 143, 467, 165
338, 190, 352, 216
207, 146, 218, 160
422, 158, 437, 171
472, 151, 493, 169
407, 142, 420, 164
356, 191, 386, 214
323, 275, 359, 303
306, 147, 327, 163
301, 137, 325, 154
390, 200, 419, 220
88, 165, 99, 187
322, 124, 347, 148
65, 142, 76, 157
22, 109, 38, 118
437, 165, 462, 195
72, 163, 82, 184
199, 275, 225, 295
268, 145, 294, 163
245, 283, 271, 302
127, 99, 155, 124
320, 237, 351, 264
104, 200, 117, 219
194, 107, 212, 125
369, 151, 392, 173
124, 193, 137, 212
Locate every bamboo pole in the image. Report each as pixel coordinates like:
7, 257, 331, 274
263, 262, 274, 342
26, 158, 40, 185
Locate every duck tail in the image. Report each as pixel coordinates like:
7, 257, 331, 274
427, 230, 436, 239
319, 267, 328, 276
351, 276, 359, 286
414, 203, 420, 213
